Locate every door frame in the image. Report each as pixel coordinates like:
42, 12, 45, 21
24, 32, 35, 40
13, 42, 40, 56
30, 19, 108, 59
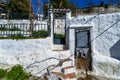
74, 27, 92, 71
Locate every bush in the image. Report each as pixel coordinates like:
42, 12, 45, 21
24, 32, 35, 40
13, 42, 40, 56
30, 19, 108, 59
0, 69, 7, 78
7, 34, 25, 39
9, 27, 21, 31
0, 27, 8, 31
6, 65, 30, 80
32, 30, 48, 38
54, 33, 65, 39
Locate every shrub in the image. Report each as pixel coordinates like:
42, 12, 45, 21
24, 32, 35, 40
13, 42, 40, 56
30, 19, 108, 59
32, 30, 48, 38
54, 33, 65, 39
7, 34, 25, 39
6, 65, 30, 80
0, 27, 8, 31
9, 27, 21, 31
0, 69, 7, 78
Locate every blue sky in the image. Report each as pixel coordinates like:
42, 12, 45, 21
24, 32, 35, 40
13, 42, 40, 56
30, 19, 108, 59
32, 0, 49, 14
32, 0, 119, 14
69, 0, 118, 7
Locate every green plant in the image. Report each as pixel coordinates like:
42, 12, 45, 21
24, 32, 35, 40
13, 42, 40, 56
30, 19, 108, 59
32, 30, 49, 38
0, 27, 8, 31
7, 34, 25, 39
6, 65, 30, 80
9, 27, 21, 31
0, 69, 7, 78
54, 33, 65, 39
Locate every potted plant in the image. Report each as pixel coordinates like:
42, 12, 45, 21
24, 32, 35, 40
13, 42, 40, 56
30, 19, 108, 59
54, 33, 65, 44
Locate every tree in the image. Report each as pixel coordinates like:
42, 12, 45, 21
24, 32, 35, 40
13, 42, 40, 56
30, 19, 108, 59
43, 0, 77, 17
68, 1, 77, 16
43, 2, 49, 18
51, 0, 69, 8
8, 0, 32, 19
8, 0, 30, 14
8, 0, 42, 34
29, 0, 42, 33
0, 1, 8, 10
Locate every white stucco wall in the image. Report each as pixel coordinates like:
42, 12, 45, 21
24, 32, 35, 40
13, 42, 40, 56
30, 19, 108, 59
0, 37, 70, 76
68, 12, 120, 79
68, 12, 120, 57
0, 12, 120, 79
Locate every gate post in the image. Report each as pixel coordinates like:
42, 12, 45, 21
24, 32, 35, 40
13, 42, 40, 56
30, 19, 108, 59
50, 10, 54, 39
66, 11, 71, 50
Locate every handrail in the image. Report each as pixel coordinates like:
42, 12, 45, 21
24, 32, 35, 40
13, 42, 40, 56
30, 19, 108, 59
24, 57, 61, 70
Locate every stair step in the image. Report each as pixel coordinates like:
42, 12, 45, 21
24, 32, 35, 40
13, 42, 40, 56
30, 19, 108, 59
51, 72, 76, 80
59, 58, 73, 67
64, 66, 74, 69
62, 66, 75, 74
60, 58, 72, 62
51, 66, 62, 72
65, 73, 76, 80
48, 64, 61, 73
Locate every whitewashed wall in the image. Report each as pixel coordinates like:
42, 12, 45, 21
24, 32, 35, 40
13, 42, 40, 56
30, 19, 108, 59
68, 12, 120, 57
68, 12, 120, 79
0, 37, 70, 76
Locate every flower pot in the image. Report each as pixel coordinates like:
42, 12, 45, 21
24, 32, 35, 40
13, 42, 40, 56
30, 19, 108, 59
54, 38, 65, 44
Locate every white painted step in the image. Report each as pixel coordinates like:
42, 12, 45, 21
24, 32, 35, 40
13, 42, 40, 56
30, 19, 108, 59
51, 72, 77, 80
59, 58, 73, 67
62, 66, 76, 74
51, 66, 62, 72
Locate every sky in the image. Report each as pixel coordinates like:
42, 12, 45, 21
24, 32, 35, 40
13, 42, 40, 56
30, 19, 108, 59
69, 0, 118, 7
1, 0, 118, 14
32, 0, 119, 14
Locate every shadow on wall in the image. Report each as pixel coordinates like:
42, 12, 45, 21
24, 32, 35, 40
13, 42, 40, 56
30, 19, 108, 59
110, 40, 120, 60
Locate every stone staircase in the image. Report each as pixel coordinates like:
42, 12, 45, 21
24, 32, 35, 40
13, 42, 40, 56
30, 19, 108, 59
49, 58, 77, 80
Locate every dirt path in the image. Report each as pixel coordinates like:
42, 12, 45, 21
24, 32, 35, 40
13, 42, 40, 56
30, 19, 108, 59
78, 75, 118, 80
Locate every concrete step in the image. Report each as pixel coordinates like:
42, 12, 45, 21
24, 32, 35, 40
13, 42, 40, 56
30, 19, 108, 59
48, 64, 61, 72
59, 58, 73, 67
51, 72, 77, 80
51, 66, 62, 72
62, 66, 76, 74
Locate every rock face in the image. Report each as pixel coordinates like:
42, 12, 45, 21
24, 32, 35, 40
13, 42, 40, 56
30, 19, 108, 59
68, 12, 120, 79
